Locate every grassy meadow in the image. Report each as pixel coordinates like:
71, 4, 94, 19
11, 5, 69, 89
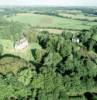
59, 13, 97, 21
6, 13, 97, 31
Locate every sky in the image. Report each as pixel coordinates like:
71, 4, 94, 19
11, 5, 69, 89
0, 0, 97, 6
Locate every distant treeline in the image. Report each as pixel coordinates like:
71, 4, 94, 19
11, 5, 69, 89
1, 6, 97, 16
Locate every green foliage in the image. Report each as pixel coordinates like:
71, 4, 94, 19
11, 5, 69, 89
44, 52, 62, 67
0, 18, 20, 40
90, 25, 97, 35
59, 40, 72, 57
46, 35, 59, 51
32, 73, 44, 89
62, 31, 72, 40
0, 74, 32, 99
26, 31, 38, 43
17, 68, 36, 86
32, 49, 46, 63
38, 31, 49, 48
10, 21, 23, 41
0, 56, 34, 74
79, 25, 97, 51
0, 44, 3, 55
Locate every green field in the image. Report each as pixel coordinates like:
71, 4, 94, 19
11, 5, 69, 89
0, 39, 41, 61
59, 13, 97, 21
6, 13, 97, 30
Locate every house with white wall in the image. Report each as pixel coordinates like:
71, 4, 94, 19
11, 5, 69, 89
14, 37, 28, 50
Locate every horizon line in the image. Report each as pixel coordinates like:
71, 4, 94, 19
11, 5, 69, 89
0, 5, 97, 7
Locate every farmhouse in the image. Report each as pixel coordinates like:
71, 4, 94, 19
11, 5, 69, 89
14, 37, 28, 50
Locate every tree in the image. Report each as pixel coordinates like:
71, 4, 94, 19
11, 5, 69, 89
44, 52, 62, 67
62, 31, 72, 40
0, 73, 32, 99
0, 44, 3, 55
59, 40, 72, 58
38, 66, 64, 100
78, 30, 91, 44
32, 48, 46, 63
46, 35, 59, 52
17, 68, 36, 86
90, 25, 97, 35
38, 31, 49, 48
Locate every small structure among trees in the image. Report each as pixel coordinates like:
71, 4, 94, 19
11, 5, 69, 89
72, 36, 79, 43
14, 36, 28, 50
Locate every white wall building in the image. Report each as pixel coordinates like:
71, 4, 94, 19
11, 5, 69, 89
72, 37, 79, 43
14, 37, 28, 50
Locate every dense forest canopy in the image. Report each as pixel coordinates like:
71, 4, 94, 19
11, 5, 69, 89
0, 25, 97, 99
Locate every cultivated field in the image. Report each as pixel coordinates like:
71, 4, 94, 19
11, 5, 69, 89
59, 13, 97, 21
6, 13, 97, 31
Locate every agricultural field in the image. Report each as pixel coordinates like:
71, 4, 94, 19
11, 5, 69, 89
6, 13, 97, 31
59, 13, 97, 21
